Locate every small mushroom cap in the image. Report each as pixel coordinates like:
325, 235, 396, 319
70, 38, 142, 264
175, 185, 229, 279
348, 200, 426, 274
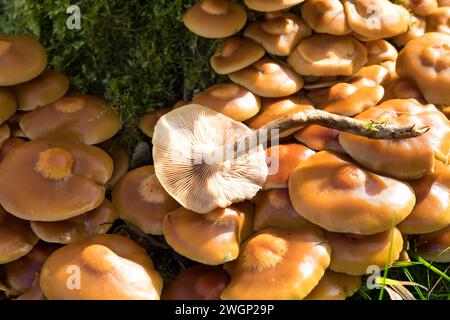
163, 202, 254, 265
4, 242, 55, 294
0, 137, 25, 161
0, 35, 47, 86
0, 124, 10, 149
12, 69, 70, 111
404, 0, 438, 16
392, 14, 427, 47
264, 143, 315, 189
288, 35, 367, 76
244, 12, 312, 56
349, 65, 389, 87
221, 226, 331, 300
184, 0, 247, 39
163, 265, 230, 300
301, 0, 351, 35
30, 200, 118, 244
210, 37, 265, 74
339, 99, 450, 179
98, 140, 130, 188
416, 225, 450, 262
153, 104, 268, 214
342, 0, 410, 41
382, 79, 425, 103
40, 234, 163, 300
364, 40, 398, 66
289, 151, 416, 235
0, 207, 39, 264
244, 0, 306, 11
20, 93, 121, 145
253, 189, 313, 231
0, 87, 17, 125
304, 271, 361, 300
0, 140, 113, 221
325, 228, 404, 276
294, 125, 345, 153
229, 58, 304, 97
140, 107, 173, 138
398, 162, 450, 235
112, 165, 179, 235
426, 7, 450, 34
193, 83, 261, 121
397, 33, 450, 105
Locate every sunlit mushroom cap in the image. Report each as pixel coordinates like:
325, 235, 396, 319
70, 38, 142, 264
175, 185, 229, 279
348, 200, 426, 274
40, 234, 163, 300
193, 83, 261, 121
342, 0, 410, 41
289, 151, 416, 235
426, 7, 450, 34
12, 69, 69, 111
140, 107, 173, 138
294, 125, 345, 153
349, 65, 389, 87
0, 124, 10, 150
404, 0, 438, 16
304, 270, 361, 300
396, 33, 450, 105
253, 189, 313, 231
30, 200, 118, 244
0, 140, 113, 221
221, 226, 330, 300
229, 58, 304, 97
153, 104, 267, 213
20, 93, 121, 145
382, 79, 425, 103
0, 207, 38, 264
210, 37, 265, 74
325, 228, 404, 276
98, 140, 129, 188
0, 87, 17, 125
287, 35, 367, 76
392, 14, 427, 47
244, 12, 311, 56
301, 0, 351, 35
0, 137, 25, 161
416, 225, 450, 262
398, 162, 450, 235
162, 265, 230, 300
184, 0, 247, 39
112, 165, 179, 235
0, 35, 47, 86
339, 99, 450, 180
244, 0, 306, 11
163, 202, 254, 265
364, 40, 398, 66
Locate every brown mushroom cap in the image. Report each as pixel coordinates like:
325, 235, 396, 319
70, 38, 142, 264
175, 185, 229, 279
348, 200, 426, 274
264, 143, 315, 189
396, 33, 450, 105
193, 83, 261, 121
0, 35, 47, 86
163, 202, 253, 265
229, 58, 304, 97
30, 200, 118, 244
426, 7, 450, 34
210, 37, 265, 74
339, 99, 450, 180
6, 112, 26, 138
294, 125, 345, 153
349, 65, 389, 87
40, 234, 163, 300
12, 69, 70, 111
184, 0, 247, 39
162, 265, 230, 300
140, 107, 173, 138
253, 189, 313, 231
112, 165, 180, 235
404, 0, 438, 16
0, 87, 17, 125
287, 35, 368, 76
289, 151, 416, 235
221, 226, 331, 300
16, 278, 45, 300
364, 40, 398, 66
392, 14, 427, 47
19, 93, 121, 145
4, 242, 55, 294
0, 206, 39, 264
382, 79, 425, 103
0, 137, 25, 161
0, 140, 113, 221
398, 162, 450, 234
244, 0, 306, 11
301, 0, 351, 35
438, 0, 450, 6
342, 0, 410, 41
0, 124, 10, 149
416, 225, 450, 262
304, 270, 361, 300
244, 12, 312, 56
325, 228, 404, 276
98, 140, 130, 188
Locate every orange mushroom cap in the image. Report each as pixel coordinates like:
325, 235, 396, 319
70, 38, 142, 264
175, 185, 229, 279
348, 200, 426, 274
382, 79, 425, 103
140, 107, 173, 138
364, 40, 398, 66
426, 7, 450, 34
416, 225, 450, 262
301, 0, 351, 35
392, 14, 427, 47
404, 0, 438, 16
304, 270, 361, 300
294, 125, 345, 153
244, 0, 306, 12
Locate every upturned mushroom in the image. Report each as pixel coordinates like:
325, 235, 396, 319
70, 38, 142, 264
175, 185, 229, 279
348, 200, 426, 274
244, 0, 306, 11
0, 140, 113, 221
0, 87, 17, 125
184, 0, 247, 39
163, 202, 253, 265
301, 0, 351, 35
39, 234, 163, 300
426, 7, 450, 34
304, 271, 361, 300
221, 226, 331, 300
19, 93, 121, 145
0, 35, 47, 86
11, 69, 69, 111
112, 165, 180, 235
289, 151, 416, 235
244, 12, 311, 56
416, 225, 450, 262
